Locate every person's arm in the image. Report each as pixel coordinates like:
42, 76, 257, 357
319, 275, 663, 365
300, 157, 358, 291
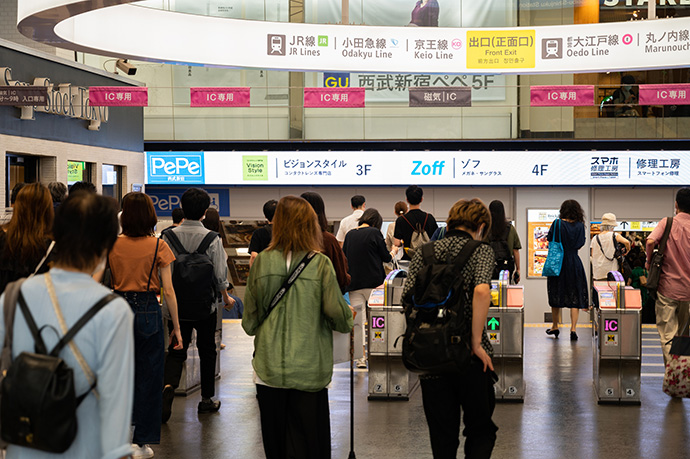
393, 216, 405, 248
160, 264, 183, 350
249, 251, 258, 268
241, 254, 261, 336
320, 256, 354, 333
513, 249, 520, 282
645, 238, 656, 270
335, 218, 347, 246
209, 238, 232, 306
97, 301, 135, 459
616, 233, 631, 254
375, 232, 394, 263
429, 1, 439, 26
471, 283, 493, 372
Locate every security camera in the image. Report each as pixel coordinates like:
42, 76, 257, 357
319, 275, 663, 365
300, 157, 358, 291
116, 59, 137, 76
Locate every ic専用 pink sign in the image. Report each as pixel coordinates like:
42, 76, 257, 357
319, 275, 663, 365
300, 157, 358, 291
530, 85, 594, 107
639, 84, 690, 105
190, 87, 251, 107
304, 88, 365, 108
89, 86, 148, 106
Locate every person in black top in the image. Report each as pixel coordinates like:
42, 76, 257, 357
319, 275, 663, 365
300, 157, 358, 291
402, 198, 497, 458
343, 208, 398, 368
0, 183, 54, 294
249, 200, 277, 267
393, 185, 438, 260
160, 207, 185, 236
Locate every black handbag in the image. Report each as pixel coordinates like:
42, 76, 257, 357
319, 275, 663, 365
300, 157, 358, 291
647, 217, 673, 297
0, 282, 117, 453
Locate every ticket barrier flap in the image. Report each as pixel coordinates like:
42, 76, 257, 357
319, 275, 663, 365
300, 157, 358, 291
489, 283, 525, 401
368, 270, 419, 400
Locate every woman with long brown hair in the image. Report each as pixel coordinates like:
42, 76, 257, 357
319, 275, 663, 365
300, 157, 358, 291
300, 191, 351, 292
0, 182, 54, 293
243, 196, 353, 459
202, 207, 229, 248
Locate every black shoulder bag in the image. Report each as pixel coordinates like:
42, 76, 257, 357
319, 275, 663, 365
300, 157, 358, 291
260, 251, 317, 324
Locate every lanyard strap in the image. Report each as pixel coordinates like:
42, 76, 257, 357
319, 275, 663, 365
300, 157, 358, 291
261, 251, 317, 324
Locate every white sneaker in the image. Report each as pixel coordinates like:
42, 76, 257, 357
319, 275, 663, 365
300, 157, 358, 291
356, 358, 367, 369
132, 444, 154, 459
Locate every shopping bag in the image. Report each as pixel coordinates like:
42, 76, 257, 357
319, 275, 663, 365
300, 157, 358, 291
662, 335, 690, 398
542, 219, 564, 277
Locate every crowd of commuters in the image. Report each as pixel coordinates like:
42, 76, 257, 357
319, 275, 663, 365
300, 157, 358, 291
0, 179, 688, 459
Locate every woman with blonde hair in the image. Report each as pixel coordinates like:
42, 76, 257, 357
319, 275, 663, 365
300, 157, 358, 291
402, 198, 497, 458
243, 196, 353, 459
0, 182, 54, 294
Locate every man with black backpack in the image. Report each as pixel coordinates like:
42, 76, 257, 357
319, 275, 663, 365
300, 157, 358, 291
161, 188, 232, 421
401, 198, 497, 459
393, 185, 438, 260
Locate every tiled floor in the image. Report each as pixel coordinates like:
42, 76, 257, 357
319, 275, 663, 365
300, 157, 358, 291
152, 321, 689, 459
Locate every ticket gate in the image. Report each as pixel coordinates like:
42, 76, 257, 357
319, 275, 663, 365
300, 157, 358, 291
592, 273, 642, 404
367, 270, 419, 400
488, 270, 525, 402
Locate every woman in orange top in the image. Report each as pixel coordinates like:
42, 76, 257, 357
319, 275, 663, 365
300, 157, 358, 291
108, 193, 183, 458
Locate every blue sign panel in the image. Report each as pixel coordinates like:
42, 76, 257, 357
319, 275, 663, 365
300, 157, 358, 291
323, 73, 350, 88
146, 186, 230, 217
146, 152, 205, 184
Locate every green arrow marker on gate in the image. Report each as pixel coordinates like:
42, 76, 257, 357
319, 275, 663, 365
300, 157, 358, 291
487, 317, 499, 330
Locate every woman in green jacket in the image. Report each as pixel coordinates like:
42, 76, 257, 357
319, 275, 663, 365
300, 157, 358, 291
243, 195, 354, 459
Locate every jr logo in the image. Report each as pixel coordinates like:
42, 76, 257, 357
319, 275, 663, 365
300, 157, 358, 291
412, 160, 445, 176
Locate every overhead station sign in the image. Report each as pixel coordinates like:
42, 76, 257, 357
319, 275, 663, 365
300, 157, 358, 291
145, 151, 690, 187
22, 2, 690, 75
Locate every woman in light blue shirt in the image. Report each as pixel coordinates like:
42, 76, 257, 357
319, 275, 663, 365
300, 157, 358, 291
0, 192, 134, 459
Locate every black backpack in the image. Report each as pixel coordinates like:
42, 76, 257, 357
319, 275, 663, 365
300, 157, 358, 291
164, 230, 219, 321
489, 224, 514, 279
399, 239, 481, 374
0, 280, 117, 453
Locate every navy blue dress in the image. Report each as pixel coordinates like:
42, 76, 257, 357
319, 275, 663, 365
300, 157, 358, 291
546, 220, 589, 309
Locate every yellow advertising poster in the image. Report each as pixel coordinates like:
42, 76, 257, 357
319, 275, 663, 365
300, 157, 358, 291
527, 209, 559, 278
67, 161, 84, 183
466, 30, 536, 70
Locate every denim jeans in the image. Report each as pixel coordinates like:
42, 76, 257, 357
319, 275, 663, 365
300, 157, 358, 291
119, 291, 165, 445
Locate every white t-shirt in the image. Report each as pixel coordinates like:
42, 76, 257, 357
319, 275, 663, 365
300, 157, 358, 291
592, 232, 619, 280
336, 209, 364, 242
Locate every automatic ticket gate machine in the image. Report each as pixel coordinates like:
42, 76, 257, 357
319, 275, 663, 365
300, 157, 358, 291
592, 272, 643, 404
488, 270, 526, 402
367, 269, 419, 400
